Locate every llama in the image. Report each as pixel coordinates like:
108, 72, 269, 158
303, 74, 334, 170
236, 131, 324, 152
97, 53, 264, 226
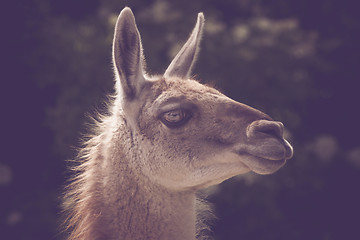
63, 7, 293, 240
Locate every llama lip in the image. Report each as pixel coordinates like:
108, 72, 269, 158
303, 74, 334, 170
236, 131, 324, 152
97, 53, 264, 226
256, 137, 293, 161
235, 137, 293, 161
283, 139, 294, 159
239, 154, 287, 175
234, 137, 292, 174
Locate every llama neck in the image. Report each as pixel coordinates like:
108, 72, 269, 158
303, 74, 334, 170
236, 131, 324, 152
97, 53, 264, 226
101, 156, 197, 240
104, 178, 196, 239
89, 117, 198, 240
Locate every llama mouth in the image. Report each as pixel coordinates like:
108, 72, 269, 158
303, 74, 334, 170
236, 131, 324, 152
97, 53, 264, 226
239, 155, 287, 175
235, 138, 293, 174
255, 137, 293, 161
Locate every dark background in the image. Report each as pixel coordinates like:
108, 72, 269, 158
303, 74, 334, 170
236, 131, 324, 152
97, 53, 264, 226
2, 0, 360, 239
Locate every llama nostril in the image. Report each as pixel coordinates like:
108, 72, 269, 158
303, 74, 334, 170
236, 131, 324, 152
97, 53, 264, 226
247, 120, 284, 139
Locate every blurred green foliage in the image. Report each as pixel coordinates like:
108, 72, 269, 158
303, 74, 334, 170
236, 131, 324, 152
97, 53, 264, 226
2, 0, 360, 239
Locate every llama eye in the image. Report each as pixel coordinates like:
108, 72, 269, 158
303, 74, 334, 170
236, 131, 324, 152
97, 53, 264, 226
160, 109, 191, 128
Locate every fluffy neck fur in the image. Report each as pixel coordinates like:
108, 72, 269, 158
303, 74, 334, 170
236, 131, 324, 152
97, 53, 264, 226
63, 109, 210, 240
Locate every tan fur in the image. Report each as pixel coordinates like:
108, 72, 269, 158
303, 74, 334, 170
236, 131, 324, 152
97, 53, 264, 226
62, 8, 293, 240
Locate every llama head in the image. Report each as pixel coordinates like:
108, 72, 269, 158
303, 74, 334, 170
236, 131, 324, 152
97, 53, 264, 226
112, 8, 293, 191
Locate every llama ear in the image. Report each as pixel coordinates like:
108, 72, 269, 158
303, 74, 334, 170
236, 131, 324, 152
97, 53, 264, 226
113, 7, 146, 100
164, 13, 205, 79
